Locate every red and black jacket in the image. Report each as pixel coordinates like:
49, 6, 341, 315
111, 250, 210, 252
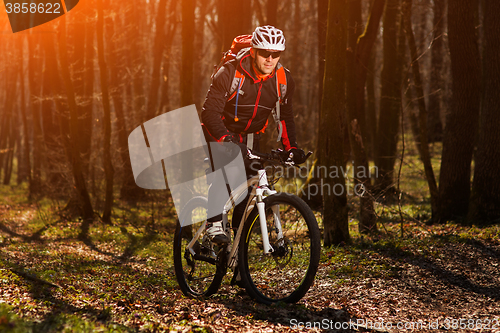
201, 50, 298, 151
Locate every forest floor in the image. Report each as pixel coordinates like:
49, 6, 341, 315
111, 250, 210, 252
1, 147, 500, 332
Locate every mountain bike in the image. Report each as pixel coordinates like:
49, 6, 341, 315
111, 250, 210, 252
173, 148, 320, 304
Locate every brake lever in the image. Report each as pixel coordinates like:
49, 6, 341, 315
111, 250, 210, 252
289, 151, 313, 169
246, 150, 260, 160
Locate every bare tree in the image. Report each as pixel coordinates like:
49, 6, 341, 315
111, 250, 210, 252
319, 0, 350, 246
146, 0, 169, 120
17, 38, 31, 188
57, 18, 94, 231
345, 0, 386, 232
375, 0, 404, 194
317, 0, 328, 102
267, 0, 278, 26
126, 0, 148, 124
427, 0, 445, 143
468, 0, 500, 222
438, 0, 480, 222
403, 0, 439, 218
97, 0, 114, 223
105, 4, 145, 203
0, 40, 17, 185
41, 31, 66, 193
218, 0, 252, 50
27, 34, 43, 197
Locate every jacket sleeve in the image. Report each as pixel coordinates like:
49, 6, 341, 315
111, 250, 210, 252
201, 65, 233, 141
279, 70, 298, 150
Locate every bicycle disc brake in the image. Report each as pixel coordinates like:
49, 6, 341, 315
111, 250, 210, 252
271, 237, 293, 268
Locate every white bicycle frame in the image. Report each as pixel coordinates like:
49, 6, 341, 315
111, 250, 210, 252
186, 164, 285, 269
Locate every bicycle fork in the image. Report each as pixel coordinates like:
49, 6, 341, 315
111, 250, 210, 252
256, 170, 284, 254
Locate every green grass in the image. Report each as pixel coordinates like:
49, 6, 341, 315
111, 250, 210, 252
0, 186, 184, 332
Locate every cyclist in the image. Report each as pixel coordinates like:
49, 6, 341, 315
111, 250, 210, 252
201, 25, 307, 245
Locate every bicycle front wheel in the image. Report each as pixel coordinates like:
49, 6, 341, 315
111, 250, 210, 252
173, 196, 225, 297
239, 193, 321, 304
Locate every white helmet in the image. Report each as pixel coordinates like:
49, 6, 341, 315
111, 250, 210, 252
251, 25, 286, 51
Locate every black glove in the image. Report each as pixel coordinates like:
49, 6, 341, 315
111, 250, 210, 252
288, 147, 307, 164
223, 133, 240, 143
223, 133, 247, 156
274, 148, 290, 161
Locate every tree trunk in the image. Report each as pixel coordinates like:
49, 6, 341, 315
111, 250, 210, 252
146, 0, 168, 120
349, 0, 385, 148
180, 0, 196, 206
347, 0, 363, 139
346, 0, 386, 232
2, 127, 15, 186
290, 0, 301, 73
303, 0, 342, 214
468, 0, 500, 223
267, 0, 278, 26
403, 0, 439, 218
97, 0, 115, 224
218, 0, 252, 50
319, 0, 350, 246
17, 42, 32, 187
375, 0, 403, 194
80, 1, 95, 175
426, 0, 445, 143
41, 32, 66, 194
127, 0, 147, 123
438, 0, 480, 221
317, 0, 328, 102
0, 113, 8, 178
0, 51, 16, 183
181, 0, 195, 107
57, 18, 94, 228
27, 34, 43, 197
194, 0, 210, 108
158, 20, 178, 114
68, 6, 92, 173
15, 114, 24, 185
366, 53, 377, 159
104, 7, 145, 203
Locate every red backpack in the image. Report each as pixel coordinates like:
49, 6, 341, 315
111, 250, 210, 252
212, 35, 253, 78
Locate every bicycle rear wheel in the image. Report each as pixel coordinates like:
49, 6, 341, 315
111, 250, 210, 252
173, 197, 225, 297
239, 193, 321, 304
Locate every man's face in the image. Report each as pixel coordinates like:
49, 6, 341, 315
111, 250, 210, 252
251, 48, 281, 75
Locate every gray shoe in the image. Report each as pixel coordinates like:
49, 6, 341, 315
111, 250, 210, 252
206, 221, 230, 244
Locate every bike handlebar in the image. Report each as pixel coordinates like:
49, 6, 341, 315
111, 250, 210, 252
247, 149, 313, 167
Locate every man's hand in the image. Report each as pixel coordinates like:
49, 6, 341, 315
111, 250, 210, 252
223, 134, 240, 143
288, 147, 307, 164
276, 147, 308, 164
223, 134, 248, 156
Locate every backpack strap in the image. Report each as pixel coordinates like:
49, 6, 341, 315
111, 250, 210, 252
247, 133, 254, 150
228, 69, 245, 122
228, 69, 245, 101
275, 65, 287, 103
273, 65, 287, 142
